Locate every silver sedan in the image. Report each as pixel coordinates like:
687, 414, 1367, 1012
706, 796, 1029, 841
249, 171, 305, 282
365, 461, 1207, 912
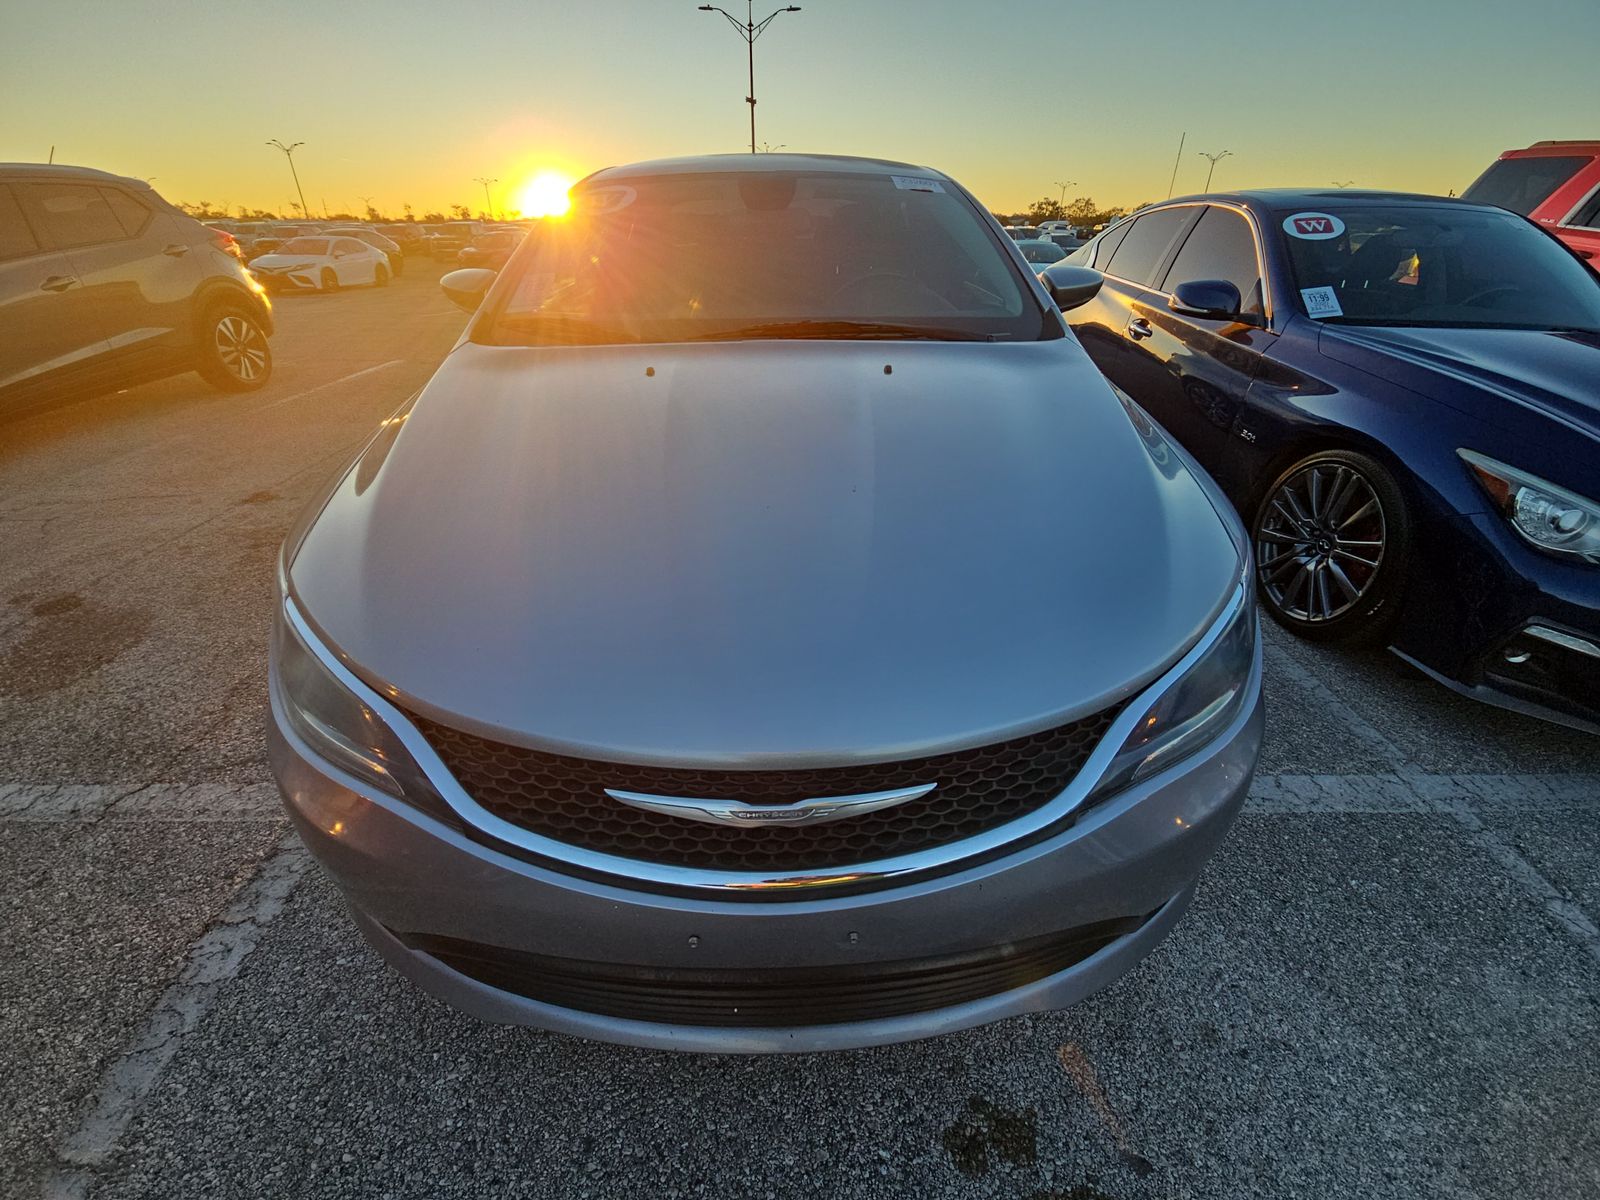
268, 153, 1264, 1052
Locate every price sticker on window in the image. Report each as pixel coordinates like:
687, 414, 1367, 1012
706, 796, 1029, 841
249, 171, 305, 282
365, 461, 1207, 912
1300, 286, 1343, 319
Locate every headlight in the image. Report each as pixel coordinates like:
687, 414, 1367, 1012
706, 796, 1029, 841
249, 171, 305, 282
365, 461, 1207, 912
272, 601, 451, 820
1086, 584, 1257, 802
1460, 450, 1600, 564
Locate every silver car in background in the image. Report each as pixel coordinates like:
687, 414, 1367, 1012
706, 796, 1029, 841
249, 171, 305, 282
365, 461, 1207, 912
269, 154, 1264, 1052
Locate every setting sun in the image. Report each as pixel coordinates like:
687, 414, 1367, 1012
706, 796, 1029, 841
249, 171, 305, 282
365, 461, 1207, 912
515, 170, 574, 218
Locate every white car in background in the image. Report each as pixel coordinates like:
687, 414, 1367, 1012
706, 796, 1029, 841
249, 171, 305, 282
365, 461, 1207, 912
247, 235, 391, 293
324, 227, 406, 276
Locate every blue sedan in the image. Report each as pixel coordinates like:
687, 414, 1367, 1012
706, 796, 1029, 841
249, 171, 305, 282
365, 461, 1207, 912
1058, 189, 1600, 733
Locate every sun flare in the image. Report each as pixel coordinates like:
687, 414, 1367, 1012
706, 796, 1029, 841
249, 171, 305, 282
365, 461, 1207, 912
515, 170, 574, 218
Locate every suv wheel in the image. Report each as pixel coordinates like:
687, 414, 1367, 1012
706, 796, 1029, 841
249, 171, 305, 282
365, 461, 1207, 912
196, 304, 272, 392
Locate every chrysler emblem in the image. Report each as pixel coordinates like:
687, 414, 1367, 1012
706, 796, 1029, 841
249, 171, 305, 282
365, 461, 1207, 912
603, 783, 936, 827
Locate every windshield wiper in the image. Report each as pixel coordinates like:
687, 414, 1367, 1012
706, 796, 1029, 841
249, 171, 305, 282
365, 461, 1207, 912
694, 321, 988, 343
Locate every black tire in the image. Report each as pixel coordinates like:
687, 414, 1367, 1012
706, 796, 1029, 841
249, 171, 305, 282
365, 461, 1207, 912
374, 263, 390, 287
1251, 449, 1410, 645
321, 268, 339, 293
195, 304, 272, 392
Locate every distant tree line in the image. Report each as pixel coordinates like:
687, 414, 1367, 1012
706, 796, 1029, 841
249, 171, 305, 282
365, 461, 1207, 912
172, 200, 518, 223
991, 195, 1148, 230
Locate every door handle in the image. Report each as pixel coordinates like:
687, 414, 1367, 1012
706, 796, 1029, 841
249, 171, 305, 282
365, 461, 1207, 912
39, 275, 78, 292
1127, 317, 1153, 340
163, 244, 190, 257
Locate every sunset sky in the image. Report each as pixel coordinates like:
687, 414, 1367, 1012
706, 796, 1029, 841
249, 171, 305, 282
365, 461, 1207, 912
2, 0, 1596, 218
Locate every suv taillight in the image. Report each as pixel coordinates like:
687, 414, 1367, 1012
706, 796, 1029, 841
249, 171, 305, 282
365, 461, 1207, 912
211, 229, 244, 260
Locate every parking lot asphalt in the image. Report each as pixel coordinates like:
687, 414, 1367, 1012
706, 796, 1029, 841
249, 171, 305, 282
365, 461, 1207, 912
2, 260, 1597, 1200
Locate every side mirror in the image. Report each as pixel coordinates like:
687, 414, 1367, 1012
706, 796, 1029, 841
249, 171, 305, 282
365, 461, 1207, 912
1169, 279, 1243, 320
1039, 264, 1103, 311
440, 267, 497, 313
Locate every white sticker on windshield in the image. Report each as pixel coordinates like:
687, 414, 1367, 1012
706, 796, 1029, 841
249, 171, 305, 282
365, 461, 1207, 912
1300, 286, 1344, 319
1283, 212, 1346, 240
891, 175, 945, 193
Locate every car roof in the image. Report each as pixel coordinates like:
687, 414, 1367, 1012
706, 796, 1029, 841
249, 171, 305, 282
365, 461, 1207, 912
1506, 140, 1600, 156
581, 152, 948, 186
0, 162, 155, 190
1160, 188, 1490, 213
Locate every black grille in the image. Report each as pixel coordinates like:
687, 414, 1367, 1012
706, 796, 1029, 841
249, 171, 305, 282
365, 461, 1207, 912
399, 915, 1147, 1027
404, 705, 1122, 872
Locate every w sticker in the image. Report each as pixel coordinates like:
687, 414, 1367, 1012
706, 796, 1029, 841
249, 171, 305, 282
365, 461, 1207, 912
1283, 212, 1346, 240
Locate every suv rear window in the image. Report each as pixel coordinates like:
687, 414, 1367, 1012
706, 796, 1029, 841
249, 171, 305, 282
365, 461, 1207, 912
1463, 156, 1589, 216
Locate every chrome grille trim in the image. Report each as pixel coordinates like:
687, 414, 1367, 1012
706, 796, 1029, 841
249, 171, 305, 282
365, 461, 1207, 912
280, 583, 1248, 894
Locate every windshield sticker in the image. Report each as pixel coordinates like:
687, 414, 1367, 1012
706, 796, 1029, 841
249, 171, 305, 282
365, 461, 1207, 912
1283, 212, 1346, 240
891, 175, 945, 193
1300, 286, 1344, 319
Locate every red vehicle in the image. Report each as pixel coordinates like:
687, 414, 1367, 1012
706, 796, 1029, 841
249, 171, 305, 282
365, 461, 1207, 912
1464, 141, 1600, 269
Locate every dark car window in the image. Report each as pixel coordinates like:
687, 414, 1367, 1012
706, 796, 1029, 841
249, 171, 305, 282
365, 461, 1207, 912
1463, 156, 1588, 216
334, 238, 365, 255
1160, 206, 1264, 314
1571, 188, 1600, 230
100, 187, 152, 237
1086, 220, 1133, 269
0, 186, 42, 260
19, 182, 128, 248
480, 169, 1055, 346
1279, 203, 1600, 331
1103, 207, 1197, 288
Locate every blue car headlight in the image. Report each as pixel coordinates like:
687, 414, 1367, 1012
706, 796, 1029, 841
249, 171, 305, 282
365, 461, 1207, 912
1460, 450, 1600, 565
272, 600, 451, 819
1086, 583, 1257, 802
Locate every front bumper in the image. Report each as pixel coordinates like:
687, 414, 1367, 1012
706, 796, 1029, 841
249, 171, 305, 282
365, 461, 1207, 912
252, 270, 322, 293
1395, 512, 1600, 733
268, 649, 1263, 1052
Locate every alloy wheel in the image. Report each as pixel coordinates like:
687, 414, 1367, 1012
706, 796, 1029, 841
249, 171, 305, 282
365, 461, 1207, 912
1255, 463, 1386, 623
215, 315, 268, 383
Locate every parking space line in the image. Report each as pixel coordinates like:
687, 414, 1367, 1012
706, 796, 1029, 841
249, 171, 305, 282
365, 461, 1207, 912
1263, 642, 1414, 770
45, 835, 311, 1193
254, 359, 405, 412
1442, 800, 1600, 968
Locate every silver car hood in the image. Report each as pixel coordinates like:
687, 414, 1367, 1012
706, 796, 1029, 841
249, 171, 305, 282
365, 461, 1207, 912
290, 338, 1239, 767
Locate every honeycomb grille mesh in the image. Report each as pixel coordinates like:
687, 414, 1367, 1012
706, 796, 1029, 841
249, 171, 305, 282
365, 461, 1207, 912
404, 707, 1122, 872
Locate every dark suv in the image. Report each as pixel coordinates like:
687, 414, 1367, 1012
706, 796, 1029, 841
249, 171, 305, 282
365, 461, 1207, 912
0, 163, 274, 415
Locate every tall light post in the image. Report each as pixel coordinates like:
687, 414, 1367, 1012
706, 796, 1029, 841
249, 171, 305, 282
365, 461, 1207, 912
474, 177, 498, 220
1054, 179, 1076, 206
358, 194, 376, 219
266, 140, 309, 219
697, 2, 802, 154
1197, 149, 1233, 191
1331, 179, 1355, 188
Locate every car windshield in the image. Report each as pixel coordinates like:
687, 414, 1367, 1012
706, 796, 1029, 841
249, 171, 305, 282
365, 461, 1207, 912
1279, 205, 1600, 332
477, 169, 1049, 346
278, 238, 330, 256
1019, 241, 1066, 264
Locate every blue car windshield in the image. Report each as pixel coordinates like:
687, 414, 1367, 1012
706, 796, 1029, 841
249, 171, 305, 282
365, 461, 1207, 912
1280, 205, 1600, 332
477, 170, 1054, 345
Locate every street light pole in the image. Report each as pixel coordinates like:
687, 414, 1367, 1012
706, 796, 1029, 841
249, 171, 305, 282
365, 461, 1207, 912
266, 140, 309, 219
474, 177, 499, 220
697, 2, 802, 154
1197, 149, 1233, 191
1054, 179, 1076, 206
